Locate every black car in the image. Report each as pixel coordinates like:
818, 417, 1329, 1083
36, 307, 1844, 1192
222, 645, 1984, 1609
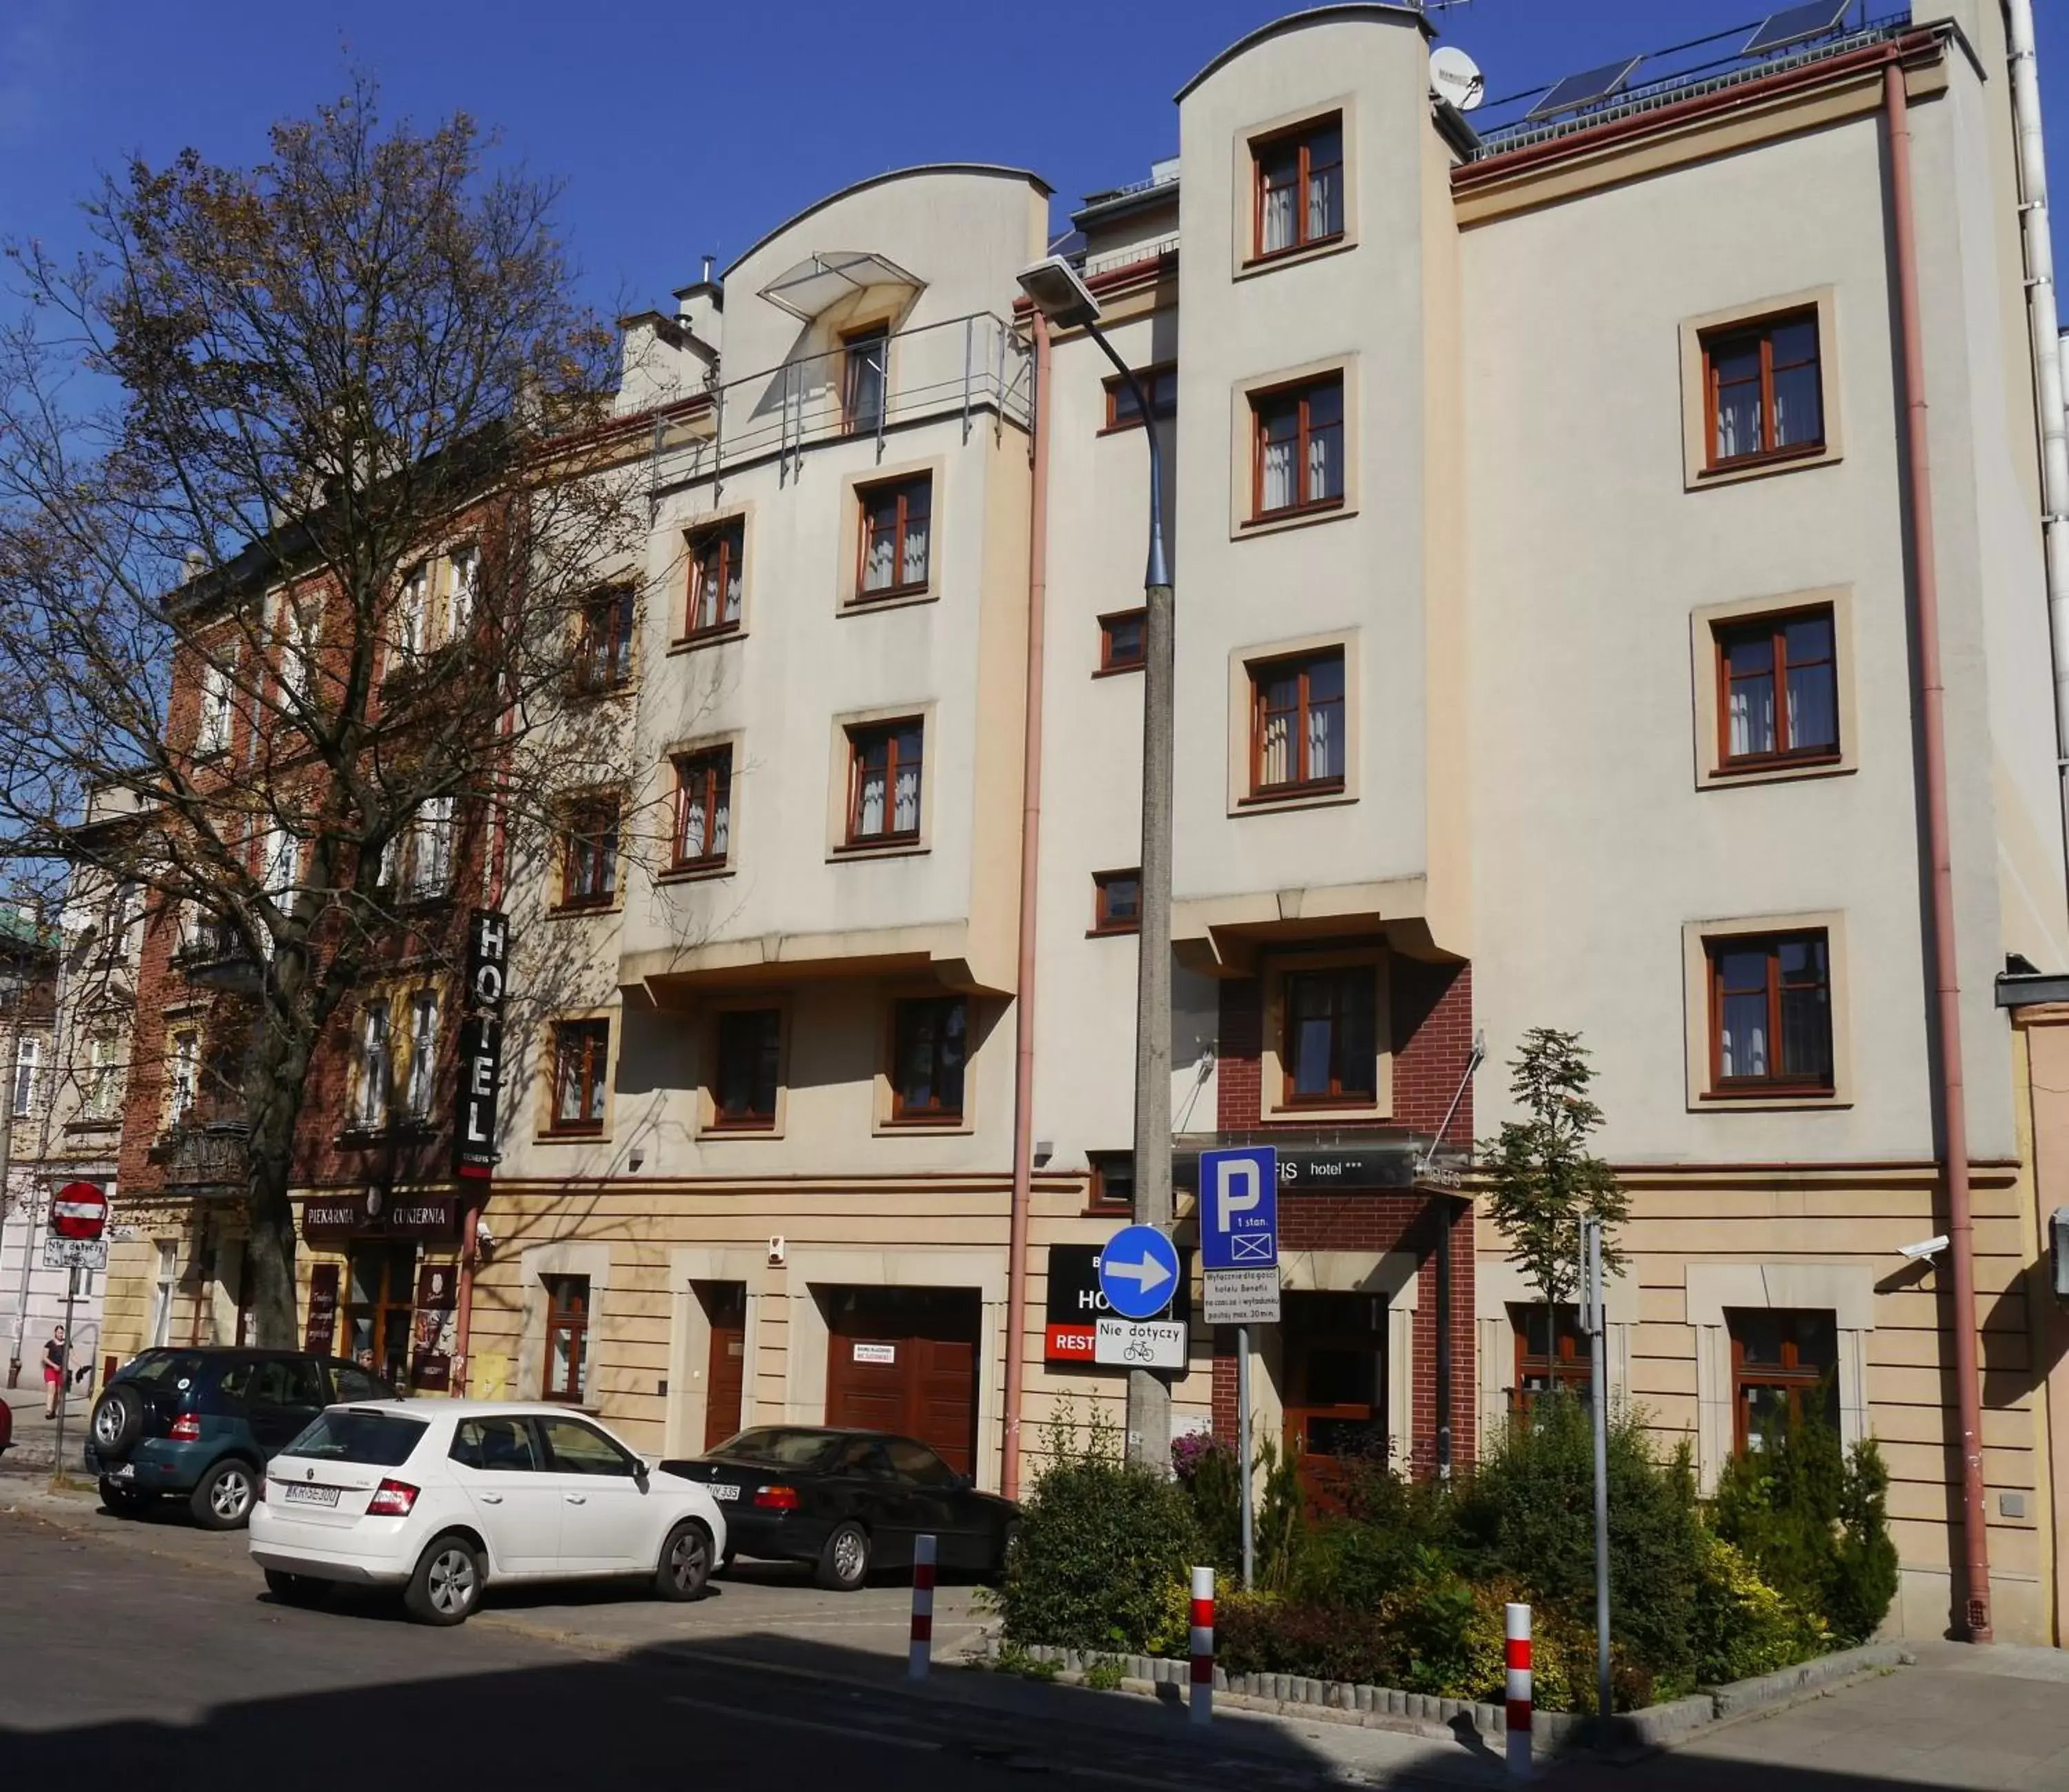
85, 1347, 397, 1530
661, 1426, 1018, 1591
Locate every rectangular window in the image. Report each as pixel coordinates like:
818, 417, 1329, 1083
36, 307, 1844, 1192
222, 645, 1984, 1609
1088, 1151, 1134, 1213
558, 797, 620, 910
1092, 870, 1141, 935
551, 1019, 610, 1134
396, 564, 430, 656
388, 794, 454, 900
11, 1036, 39, 1116
1253, 115, 1343, 260
1281, 964, 1378, 1106
890, 995, 968, 1125
86, 1032, 123, 1122
1511, 1304, 1591, 1413
1703, 309, 1823, 469
166, 1031, 199, 1128
1252, 375, 1344, 518
672, 747, 732, 871
281, 599, 319, 706
687, 520, 745, 638
1250, 648, 1346, 797
405, 989, 438, 1120
1098, 610, 1146, 675
1708, 930, 1833, 1094
357, 999, 390, 1130
713, 1008, 781, 1130
857, 475, 932, 600
446, 546, 479, 635
197, 661, 233, 756
1716, 606, 1839, 768
846, 719, 923, 846
574, 587, 634, 693
1103, 364, 1178, 430
543, 1274, 590, 1402
843, 324, 888, 435
1728, 1308, 1839, 1451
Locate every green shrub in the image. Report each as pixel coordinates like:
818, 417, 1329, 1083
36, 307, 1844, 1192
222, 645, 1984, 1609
1690, 1534, 1828, 1684
1455, 1393, 1703, 1706
1173, 1431, 1307, 1591
1710, 1413, 1898, 1646
1000, 1406, 1202, 1653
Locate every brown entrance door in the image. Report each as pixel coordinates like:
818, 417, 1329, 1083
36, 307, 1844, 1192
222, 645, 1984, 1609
823, 1286, 981, 1476
345, 1242, 418, 1388
698, 1282, 747, 1449
1281, 1291, 1388, 1485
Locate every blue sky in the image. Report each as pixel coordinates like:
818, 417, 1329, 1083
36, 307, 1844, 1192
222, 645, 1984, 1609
1, 1, 2065, 319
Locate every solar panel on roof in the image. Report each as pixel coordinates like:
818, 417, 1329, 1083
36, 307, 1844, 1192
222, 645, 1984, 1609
1525, 56, 1644, 121
1743, 1, 1852, 57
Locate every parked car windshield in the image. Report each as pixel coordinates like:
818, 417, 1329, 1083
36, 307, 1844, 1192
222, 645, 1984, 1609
281, 1410, 426, 1467
123, 1351, 205, 1388
709, 1428, 843, 1471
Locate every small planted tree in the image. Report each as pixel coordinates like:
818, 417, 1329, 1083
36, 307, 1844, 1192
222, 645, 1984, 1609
1479, 1027, 1630, 1317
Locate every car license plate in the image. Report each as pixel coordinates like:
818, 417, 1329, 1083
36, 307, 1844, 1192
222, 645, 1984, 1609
283, 1483, 340, 1507
709, 1482, 739, 1502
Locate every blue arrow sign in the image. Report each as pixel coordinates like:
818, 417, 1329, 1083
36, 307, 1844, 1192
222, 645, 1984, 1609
1097, 1224, 1182, 1322
1199, 1146, 1279, 1272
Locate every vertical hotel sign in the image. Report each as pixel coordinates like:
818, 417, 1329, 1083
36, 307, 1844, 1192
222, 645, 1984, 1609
454, 908, 507, 1179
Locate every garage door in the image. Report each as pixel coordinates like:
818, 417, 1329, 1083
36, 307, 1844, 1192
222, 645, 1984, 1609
823, 1286, 981, 1475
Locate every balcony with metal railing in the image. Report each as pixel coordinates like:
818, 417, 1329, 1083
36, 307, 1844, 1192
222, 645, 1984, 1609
172, 916, 261, 991
151, 1105, 250, 1190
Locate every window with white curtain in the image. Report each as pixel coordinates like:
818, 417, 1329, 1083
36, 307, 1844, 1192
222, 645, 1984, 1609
1252, 376, 1344, 519
1717, 608, 1839, 768
396, 563, 430, 656
405, 989, 438, 1119
446, 546, 479, 635
357, 999, 390, 1129
1252, 115, 1343, 260
11, 1035, 40, 1116
846, 719, 923, 844
167, 1031, 199, 1127
197, 661, 233, 755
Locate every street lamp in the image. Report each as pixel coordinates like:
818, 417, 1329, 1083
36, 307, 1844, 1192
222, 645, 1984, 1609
1017, 254, 1175, 1471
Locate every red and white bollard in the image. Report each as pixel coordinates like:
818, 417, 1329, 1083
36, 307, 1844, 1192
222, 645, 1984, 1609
1504, 1601, 1533, 1780
1189, 1565, 1215, 1726
909, 1533, 936, 1680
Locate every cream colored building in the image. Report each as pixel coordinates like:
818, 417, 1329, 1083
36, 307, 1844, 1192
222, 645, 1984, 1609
93, 2, 2069, 1646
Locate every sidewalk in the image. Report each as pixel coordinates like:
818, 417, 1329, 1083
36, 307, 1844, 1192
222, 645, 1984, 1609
2, 1382, 84, 1469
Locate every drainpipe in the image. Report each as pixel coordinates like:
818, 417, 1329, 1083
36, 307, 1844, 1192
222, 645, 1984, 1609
2007, 0, 2069, 899
1001, 310, 1051, 1502
1887, 55, 1994, 1642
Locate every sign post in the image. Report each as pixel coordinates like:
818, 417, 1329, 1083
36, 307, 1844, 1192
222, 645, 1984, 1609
1199, 1147, 1277, 1591
47, 1182, 107, 1486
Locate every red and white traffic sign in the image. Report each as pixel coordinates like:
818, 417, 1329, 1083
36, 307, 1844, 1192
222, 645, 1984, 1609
50, 1180, 108, 1241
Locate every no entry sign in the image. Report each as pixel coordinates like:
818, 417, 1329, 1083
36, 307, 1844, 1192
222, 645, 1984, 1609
49, 1180, 108, 1242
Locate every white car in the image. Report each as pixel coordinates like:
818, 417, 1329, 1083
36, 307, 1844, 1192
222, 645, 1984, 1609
248, 1400, 727, 1625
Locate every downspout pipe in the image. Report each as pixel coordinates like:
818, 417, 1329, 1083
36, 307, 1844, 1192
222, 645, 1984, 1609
1001, 310, 1051, 1501
2006, 0, 2069, 874
1887, 56, 1995, 1642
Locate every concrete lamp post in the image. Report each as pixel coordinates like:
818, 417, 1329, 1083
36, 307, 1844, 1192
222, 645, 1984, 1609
1016, 254, 1175, 1470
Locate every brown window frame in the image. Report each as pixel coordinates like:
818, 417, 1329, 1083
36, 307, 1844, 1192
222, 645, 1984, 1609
1248, 648, 1347, 799
888, 994, 968, 1127
542, 1273, 590, 1402
572, 586, 634, 695
556, 796, 620, 911
1249, 113, 1345, 264
1706, 930, 1834, 1097
1101, 363, 1178, 432
1090, 869, 1141, 936
841, 323, 890, 435
1728, 1308, 1839, 1452
1249, 373, 1346, 521
1278, 962, 1379, 1108
671, 746, 732, 872
1086, 1151, 1134, 1215
685, 519, 746, 640
1097, 609, 1146, 676
550, 1018, 611, 1135
711, 1006, 781, 1131
1701, 307, 1824, 471
1713, 604, 1839, 772
854, 474, 932, 602
1510, 1304, 1591, 1416
843, 717, 925, 848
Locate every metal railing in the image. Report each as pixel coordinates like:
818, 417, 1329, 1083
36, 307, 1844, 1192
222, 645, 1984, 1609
153, 1115, 249, 1188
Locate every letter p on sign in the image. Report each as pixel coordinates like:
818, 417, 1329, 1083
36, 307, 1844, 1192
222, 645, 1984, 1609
1199, 1146, 1277, 1273
1217, 1158, 1259, 1234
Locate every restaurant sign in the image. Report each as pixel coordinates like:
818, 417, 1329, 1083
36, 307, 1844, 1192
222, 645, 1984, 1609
302, 1188, 459, 1244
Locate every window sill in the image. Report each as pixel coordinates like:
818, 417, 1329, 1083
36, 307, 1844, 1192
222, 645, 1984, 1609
1266, 1103, 1389, 1126
548, 899, 623, 919
1233, 499, 1356, 543
1235, 234, 1355, 281
657, 862, 734, 886
670, 626, 745, 656
875, 1117, 975, 1138
699, 1118, 782, 1140
536, 1126, 610, 1144
1699, 753, 1853, 791
336, 1122, 438, 1147
568, 679, 637, 704
830, 837, 928, 862
1092, 661, 1146, 679
1694, 1087, 1849, 1113
840, 586, 939, 618
1687, 441, 1840, 491
1087, 924, 1141, 939
1234, 781, 1354, 817
1097, 416, 1175, 438
64, 1117, 123, 1134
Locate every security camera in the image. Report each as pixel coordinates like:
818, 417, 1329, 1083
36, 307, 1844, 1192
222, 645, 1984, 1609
473, 1218, 497, 1250
1899, 1235, 1949, 1262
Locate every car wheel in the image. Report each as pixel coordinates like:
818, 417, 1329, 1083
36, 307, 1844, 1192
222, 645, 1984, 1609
654, 1520, 713, 1602
89, 1384, 144, 1459
404, 1534, 483, 1626
99, 1479, 156, 1519
816, 1520, 871, 1593
190, 1458, 259, 1530
264, 1569, 332, 1609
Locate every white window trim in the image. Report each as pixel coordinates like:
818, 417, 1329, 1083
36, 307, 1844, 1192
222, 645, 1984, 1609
1474, 1256, 1637, 1449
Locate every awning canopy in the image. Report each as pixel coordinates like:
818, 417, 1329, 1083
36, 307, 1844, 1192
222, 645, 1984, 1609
757, 250, 925, 322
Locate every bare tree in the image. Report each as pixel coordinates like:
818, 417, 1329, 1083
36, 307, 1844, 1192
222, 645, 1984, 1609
0, 84, 649, 1346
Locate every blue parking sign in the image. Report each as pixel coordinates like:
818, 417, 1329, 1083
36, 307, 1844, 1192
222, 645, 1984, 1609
1199, 1146, 1279, 1272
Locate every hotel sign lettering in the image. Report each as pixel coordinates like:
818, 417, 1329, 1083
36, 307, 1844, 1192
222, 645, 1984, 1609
454, 908, 507, 1179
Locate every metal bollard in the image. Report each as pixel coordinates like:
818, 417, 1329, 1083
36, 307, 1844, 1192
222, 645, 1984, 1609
1505, 1601, 1533, 1780
908, 1533, 936, 1680
1189, 1565, 1215, 1726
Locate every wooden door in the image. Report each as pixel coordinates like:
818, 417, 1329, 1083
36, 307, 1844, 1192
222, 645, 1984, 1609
1281, 1291, 1388, 1498
699, 1282, 747, 1449
823, 1286, 980, 1476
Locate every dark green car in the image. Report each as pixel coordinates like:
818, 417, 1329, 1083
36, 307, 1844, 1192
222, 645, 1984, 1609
85, 1347, 397, 1529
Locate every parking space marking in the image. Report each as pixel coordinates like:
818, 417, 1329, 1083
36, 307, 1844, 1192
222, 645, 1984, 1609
666, 1693, 942, 1752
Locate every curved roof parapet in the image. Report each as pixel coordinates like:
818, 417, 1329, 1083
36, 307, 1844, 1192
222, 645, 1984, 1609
1177, 3, 1435, 103
724, 163, 1053, 280
757, 250, 925, 323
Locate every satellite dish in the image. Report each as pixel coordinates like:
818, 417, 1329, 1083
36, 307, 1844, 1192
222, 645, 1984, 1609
1430, 45, 1486, 112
